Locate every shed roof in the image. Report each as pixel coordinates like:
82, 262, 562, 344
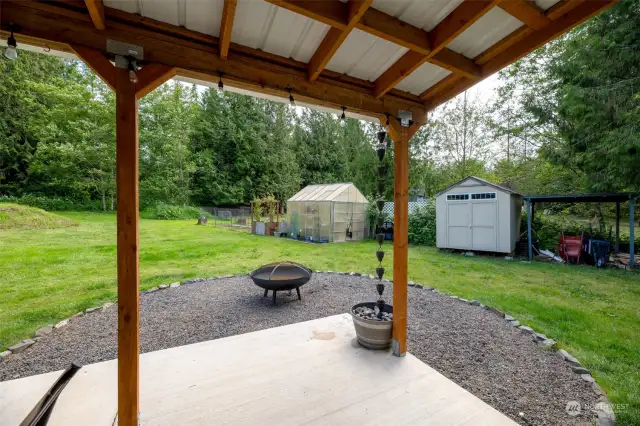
435, 176, 521, 197
288, 183, 367, 202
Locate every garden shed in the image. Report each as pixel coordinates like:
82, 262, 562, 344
436, 176, 523, 254
287, 183, 368, 243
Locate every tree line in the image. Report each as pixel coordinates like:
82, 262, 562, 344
1, 0, 638, 211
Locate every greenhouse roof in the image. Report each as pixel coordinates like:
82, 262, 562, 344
288, 183, 367, 202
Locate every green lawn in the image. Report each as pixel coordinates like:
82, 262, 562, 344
1, 212, 639, 424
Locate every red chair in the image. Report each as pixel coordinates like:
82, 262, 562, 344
558, 233, 583, 264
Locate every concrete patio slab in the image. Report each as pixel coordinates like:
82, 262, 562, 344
0, 314, 517, 425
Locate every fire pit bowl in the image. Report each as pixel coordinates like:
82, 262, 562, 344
249, 261, 312, 305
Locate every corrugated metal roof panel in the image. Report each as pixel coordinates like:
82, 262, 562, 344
326, 29, 408, 82
372, 0, 465, 31
185, 0, 224, 37
535, 0, 562, 11
230, 1, 330, 63
447, 7, 524, 59
139, 0, 179, 26
263, 7, 330, 62
104, 0, 138, 14
394, 61, 451, 96
231, 1, 276, 50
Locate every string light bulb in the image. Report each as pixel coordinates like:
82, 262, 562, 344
287, 88, 295, 106
340, 106, 347, 127
217, 72, 224, 92
3, 26, 18, 61
127, 58, 138, 84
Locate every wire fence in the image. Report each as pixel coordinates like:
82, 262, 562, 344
200, 206, 251, 229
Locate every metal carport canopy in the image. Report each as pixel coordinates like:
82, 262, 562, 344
523, 192, 637, 266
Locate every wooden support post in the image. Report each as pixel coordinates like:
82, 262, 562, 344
526, 199, 532, 261
615, 201, 620, 252
391, 120, 409, 357
630, 200, 635, 268
116, 66, 140, 426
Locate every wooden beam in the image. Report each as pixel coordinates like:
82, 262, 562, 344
430, 49, 481, 80
420, 74, 463, 102
430, 0, 500, 54
135, 64, 177, 99
116, 66, 140, 426
389, 117, 412, 357
308, 0, 372, 81
219, 0, 237, 60
84, 0, 105, 30
71, 44, 116, 90
265, 0, 348, 29
1, 1, 428, 123
374, 51, 429, 99
267, 0, 480, 90
357, 7, 430, 55
423, 0, 615, 110
475, 0, 585, 65
373, 0, 495, 99
499, 0, 550, 30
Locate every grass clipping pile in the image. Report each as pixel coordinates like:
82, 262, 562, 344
0, 203, 77, 230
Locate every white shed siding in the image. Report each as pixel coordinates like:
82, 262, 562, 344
435, 177, 522, 254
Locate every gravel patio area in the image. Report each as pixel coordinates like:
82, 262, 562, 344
0, 273, 604, 425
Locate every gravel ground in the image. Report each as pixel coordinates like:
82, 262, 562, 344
0, 274, 602, 425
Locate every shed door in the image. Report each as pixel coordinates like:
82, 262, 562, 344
470, 201, 497, 251
447, 203, 471, 249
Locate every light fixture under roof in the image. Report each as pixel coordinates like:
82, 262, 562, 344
4, 26, 18, 61
287, 88, 295, 106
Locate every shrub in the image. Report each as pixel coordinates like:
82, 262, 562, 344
0, 195, 102, 211
141, 203, 209, 220
408, 203, 436, 246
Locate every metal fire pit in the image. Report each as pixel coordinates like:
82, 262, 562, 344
249, 261, 312, 305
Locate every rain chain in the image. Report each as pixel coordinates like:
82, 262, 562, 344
374, 129, 388, 319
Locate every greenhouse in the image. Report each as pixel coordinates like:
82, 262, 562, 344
287, 183, 369, 243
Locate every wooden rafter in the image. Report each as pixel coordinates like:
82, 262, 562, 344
219, 0, 237, 60
308, 0, 372, 81
431, 0, 500, 54
373, 0, 497, 99
0, 0, 428, 123
422, 0, 615, 109
499, 0, 550, 30
267, 0, 346, 29
266, 0, 480, 86
84, 0, 105, 30
422, 0, 594, 101
357, 7, 430, 55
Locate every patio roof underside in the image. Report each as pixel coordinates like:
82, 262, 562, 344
0, 0, 616, 123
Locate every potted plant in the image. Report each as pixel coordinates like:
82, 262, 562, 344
351, 129, 393, 349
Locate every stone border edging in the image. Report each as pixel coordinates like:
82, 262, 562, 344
0, 270, 616, 425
